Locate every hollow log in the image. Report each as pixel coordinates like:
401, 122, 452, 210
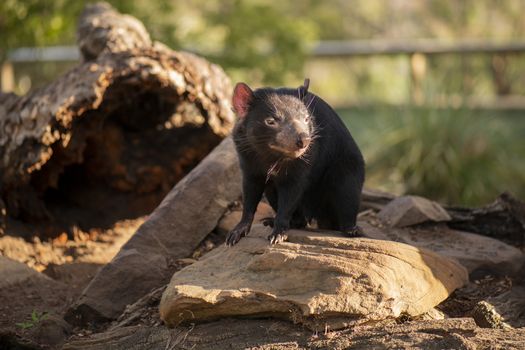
0, 3, 234, 233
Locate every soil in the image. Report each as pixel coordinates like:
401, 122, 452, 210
1, 213, 524, 349
0, 214, 226, 349
0, 217, 141, 348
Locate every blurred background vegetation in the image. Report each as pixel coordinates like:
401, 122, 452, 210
1, 0, 524, 206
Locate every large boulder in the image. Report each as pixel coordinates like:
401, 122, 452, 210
159, 225, 468, 330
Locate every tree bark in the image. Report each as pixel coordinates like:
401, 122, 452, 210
446, 192, 525, 247
0, 3, 234, 229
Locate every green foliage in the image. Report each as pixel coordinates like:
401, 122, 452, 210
202, 1, 316, 84
165, 0, 317, 85
15, 310, 48, 329
2, 1, 524, 205
340, 106, 525, 206
0, 1, 169, 53
2, 0, 525, 88
0, 0, 316, 85
0, 0, 81, 58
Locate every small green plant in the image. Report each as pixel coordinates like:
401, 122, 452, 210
15, 310, 48, 330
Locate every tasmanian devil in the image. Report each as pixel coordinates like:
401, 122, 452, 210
226, 79, 365, 246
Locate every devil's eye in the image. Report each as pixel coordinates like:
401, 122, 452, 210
265, 117, 277, 126
304, 115, 310, 123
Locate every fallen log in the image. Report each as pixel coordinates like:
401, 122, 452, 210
360, 189, 525, 247
0, 3, 234, 232
446, 192, 525, 247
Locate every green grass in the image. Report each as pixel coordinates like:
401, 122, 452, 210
337, 105, 525, 206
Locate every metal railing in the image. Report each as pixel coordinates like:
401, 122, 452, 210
3, 39, 525, 108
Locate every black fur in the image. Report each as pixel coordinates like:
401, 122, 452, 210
226, 81, 365, 246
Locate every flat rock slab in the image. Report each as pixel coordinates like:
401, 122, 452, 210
159, 225, 467, 330
361, 221, 525, 275
66, 137, 241, 325
378, 195, 451, 227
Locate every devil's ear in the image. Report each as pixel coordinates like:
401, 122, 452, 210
232, 83, 253, 118
298, 78, 310, 100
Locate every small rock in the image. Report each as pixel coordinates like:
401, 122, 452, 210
472, 301, 510, 329
378, 195, 451, 228
416, 307, 446, 321
483, 286, 525, 328
160, 225, 467, 330
176, 258, 197, 266
31, 314, 72, 347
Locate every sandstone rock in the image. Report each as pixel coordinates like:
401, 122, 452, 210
66, 137, 242, 325
415, 307, 446, 321
361, 221, 525, 274
378, 195, 451, 227
159, 225, 467, 330
217, 202, 275, 235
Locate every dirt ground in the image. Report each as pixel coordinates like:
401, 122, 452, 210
0, 214, 524, 349
0, 217, 143, 348
0, 215, 227, 349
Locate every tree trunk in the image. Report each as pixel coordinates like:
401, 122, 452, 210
0, 3, 234, 234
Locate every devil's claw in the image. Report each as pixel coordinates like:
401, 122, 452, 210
226, 222, 251, 246
267, 232, 287, 245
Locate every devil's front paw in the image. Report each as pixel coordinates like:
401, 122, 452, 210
267, 228, 288, 245
226, 222, 251, 246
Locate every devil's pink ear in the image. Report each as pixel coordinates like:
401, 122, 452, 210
232, 83, 253, 118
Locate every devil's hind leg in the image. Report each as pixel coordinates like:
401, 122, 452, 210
327, 172, 363, 237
